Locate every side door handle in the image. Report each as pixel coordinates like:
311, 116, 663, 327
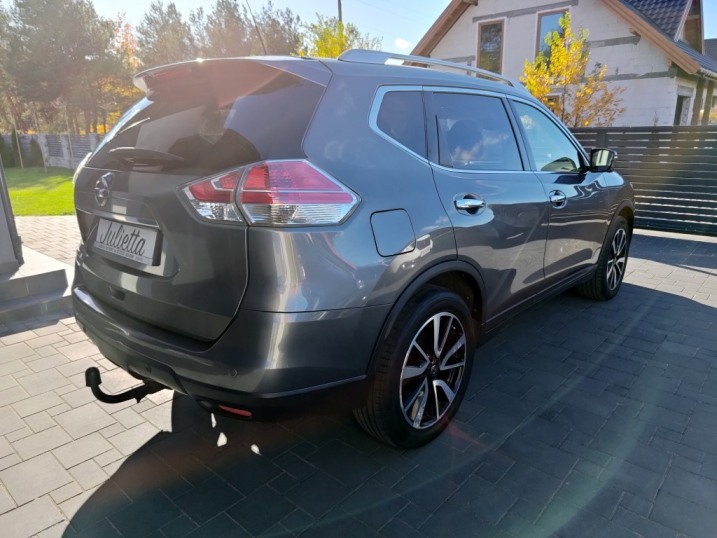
454, 196, 486, 212
549, 190, 567, 208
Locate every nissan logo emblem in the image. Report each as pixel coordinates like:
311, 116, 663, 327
94, 173, 113, 207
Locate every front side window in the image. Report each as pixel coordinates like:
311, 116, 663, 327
432, 93, 522, 171
537, 10, 566, 57
513, 101, 582, 173
478, 21, 503, 74
376, 91, 426, 157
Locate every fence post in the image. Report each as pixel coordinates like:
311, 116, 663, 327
59, 136, 71, 168
691, 77, 705, 126
702, 80, 715, 126
597, 129, 608, 149
35, 134, 49, 171
67, 134, 75, 168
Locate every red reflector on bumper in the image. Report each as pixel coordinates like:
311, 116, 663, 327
218, 405, 253, 418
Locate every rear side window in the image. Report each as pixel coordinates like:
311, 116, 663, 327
376, 91, 426, 157
87, 61, 325, 176
432, 93, 523, 171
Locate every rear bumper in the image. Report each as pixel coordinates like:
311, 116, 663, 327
72, 284, 389, 419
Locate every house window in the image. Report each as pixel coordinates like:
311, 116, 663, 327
478, 21, 503, 74
537, 10, 566, 57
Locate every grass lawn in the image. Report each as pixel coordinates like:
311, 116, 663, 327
4, 167, 74, 216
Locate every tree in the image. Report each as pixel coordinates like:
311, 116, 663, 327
297, 14, 381, 58
189, 1, 301, 58
0, 4, 20, 133
251, 2, 302, 55
95, 14, 142, 133
521, 13, 624, 127
4, 0, 118, 133
64, 1, 119, 134
136, 1, 194, 67
191, 0, 251, 57
0, 6, 7, 55
114, 13, 141, 73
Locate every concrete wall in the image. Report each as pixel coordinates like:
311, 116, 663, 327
427, 0, 692, 127
0, 163, 21, 273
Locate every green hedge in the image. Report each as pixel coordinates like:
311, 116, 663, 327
0, 135, 15, 167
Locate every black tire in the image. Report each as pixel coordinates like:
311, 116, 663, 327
576, 215, 630, 300
354, 287, 475, 448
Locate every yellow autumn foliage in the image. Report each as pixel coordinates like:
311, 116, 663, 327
521, 13, 624, 127
296, 15, 381, 58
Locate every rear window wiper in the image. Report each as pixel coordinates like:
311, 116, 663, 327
108, 147, 185, 167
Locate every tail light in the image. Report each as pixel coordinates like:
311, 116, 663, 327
182, 160, 359, 226
239, 161, 358, 225
182, 170, 244, 222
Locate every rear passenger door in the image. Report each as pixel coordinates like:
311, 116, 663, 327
426, 90, 550, 322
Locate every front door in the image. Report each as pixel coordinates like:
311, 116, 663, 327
511, 100, 611, 282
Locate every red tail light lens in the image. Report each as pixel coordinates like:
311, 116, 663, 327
239, 161, 359, 226
182, 160, 359, 226
182, 171, 243, 222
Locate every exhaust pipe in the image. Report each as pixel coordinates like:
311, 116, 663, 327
85, 367, 167, 404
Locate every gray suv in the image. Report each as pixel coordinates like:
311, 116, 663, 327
73, 50, 634, 447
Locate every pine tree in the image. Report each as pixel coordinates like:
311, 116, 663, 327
136, 1, 194, 67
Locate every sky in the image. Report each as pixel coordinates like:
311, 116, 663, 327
87, 0, 717, 54
91, 0, 451, 54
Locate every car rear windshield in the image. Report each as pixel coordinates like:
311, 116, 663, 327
86, 61, 326, 176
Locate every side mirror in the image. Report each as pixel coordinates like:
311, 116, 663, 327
590, 148, 617, 173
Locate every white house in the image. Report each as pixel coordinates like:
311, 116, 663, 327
412, 0, 717, 127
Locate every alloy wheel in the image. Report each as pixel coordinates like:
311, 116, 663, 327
400, 312, 467, 429
606, 228, 627, 290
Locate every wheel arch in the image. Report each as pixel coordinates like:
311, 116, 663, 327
365, 260, 486, 378
614, 199, 635, 234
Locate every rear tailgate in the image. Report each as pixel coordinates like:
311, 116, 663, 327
74, 58, 330, 341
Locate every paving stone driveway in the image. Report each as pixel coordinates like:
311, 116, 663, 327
1, 219, 716, 537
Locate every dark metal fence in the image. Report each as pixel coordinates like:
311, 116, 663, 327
572, 126, 717, 236
2, 133, 104, 168
45, 135, 65, 158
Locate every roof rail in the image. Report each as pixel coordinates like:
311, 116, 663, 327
338, 49, 524, 89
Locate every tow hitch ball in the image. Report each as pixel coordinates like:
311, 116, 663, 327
85, 367, 166, 404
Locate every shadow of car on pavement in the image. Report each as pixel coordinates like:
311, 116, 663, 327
62, 241, 717, 537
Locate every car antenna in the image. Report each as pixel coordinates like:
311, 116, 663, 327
244, 1, 268, 55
